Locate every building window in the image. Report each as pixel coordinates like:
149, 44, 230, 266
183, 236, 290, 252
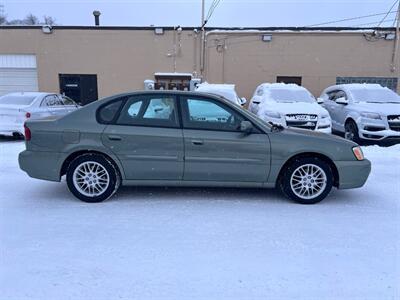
276, 76, 302, 86
336, 77, 398, 92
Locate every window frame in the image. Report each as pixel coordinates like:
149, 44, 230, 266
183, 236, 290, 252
40, 94, 63, 107
96, 93, 181, 129
179, 95, 261, 133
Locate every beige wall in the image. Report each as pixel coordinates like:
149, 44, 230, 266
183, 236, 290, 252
0, 27, 398, 99
205, 31, 399, 97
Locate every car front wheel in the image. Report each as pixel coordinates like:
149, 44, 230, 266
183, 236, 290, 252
279, 157, 333, 204
66, 153, 120, 203
345, 120, 361, 144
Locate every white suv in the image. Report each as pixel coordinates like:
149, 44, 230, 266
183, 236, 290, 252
249, 83, 331, 133
320, 84, 400, 143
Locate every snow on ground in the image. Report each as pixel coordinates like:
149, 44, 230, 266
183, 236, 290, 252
0, 140, 399, 300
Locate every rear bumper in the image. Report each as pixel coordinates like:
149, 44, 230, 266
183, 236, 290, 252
19, 150, 62, 182
0, 123, 24, 136
335, 159, 371, 189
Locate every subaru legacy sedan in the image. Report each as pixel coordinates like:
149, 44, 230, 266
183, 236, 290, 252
19, 91, 371, 204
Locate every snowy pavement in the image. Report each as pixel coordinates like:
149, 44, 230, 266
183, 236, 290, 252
0, 140, 399, 300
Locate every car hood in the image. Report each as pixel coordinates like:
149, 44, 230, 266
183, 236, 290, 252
351, 102, 400, 116
282, 126, 358, 148
261, 102, 328, 115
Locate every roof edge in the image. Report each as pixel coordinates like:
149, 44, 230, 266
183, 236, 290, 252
0, 25, 396, 32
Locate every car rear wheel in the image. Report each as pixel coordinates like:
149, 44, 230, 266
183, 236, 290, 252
345, 120, 361, 144
66, 153, 120, 203
279, 157, 333, 204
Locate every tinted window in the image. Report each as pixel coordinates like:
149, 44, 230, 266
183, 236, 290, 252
0, 95, 36, 106
117, 95, 178, 128
98, 100, 123, 123
182, 97, 244, 131
334, 91, 347, 101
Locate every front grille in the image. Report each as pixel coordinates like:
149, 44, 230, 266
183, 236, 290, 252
387, 115, 400, 131
286, 120, 317, 130
285, 114, 318, 130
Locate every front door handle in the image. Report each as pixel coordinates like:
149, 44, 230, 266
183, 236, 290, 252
108, 135, 122, 141
191, 139, 204, 145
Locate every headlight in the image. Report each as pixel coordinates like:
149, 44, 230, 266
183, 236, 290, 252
361, 112, 381, 120
265, 111, 281, 118
352, 146, 364, 161
321, 113, 330, 119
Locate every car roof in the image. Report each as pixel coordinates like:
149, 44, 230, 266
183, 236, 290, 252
3, 92, 55, 97
323, 83, 384, 93
258, 82, 307, 91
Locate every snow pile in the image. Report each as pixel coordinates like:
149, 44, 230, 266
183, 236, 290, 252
0, 141, 399, 300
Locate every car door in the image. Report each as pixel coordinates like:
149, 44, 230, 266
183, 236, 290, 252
322, 90, 339, 130
180, 95, 270, 182
101, 94, 184, 180
332, 90, 349, 132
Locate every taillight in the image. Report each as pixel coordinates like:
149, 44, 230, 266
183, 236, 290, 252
25, 112, 31, 118
24, 124, 31, 141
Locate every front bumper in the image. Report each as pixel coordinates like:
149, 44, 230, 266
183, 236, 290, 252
358, 117, 400, 141
19, 150, 62, 182
335, 159, 371, 189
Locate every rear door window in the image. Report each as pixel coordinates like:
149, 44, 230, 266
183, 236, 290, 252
116, 95, 179, 128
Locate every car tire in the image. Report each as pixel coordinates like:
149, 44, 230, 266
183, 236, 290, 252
279, 157, 333, 204
344, 120, 361, 144
66, 153, 120, 203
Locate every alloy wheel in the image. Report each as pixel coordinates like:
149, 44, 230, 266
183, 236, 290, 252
72, 161, 110, 197
290, 164, 327, 200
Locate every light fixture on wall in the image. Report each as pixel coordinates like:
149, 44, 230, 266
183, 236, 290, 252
385, 33, 395, 40
154, 28, 164, 35
42, 25, 53, 34
261, 34, 272, 42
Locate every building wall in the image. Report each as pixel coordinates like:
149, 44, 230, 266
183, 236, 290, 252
205, 31, 399, 97
0, 27, 398, 100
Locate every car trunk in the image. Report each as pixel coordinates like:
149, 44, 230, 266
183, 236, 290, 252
0, 104, 29, 129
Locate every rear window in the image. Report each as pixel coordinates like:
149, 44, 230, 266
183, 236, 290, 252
0, 95, 36, 106
98, 100, 123, 123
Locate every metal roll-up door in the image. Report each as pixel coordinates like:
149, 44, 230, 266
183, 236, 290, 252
0, 54, 38, 96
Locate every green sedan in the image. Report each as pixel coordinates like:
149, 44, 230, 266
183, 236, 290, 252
19, 91, 371, 204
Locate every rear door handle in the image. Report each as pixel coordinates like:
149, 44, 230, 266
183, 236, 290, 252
191, 139, 204, 145
108, 135, 122, 141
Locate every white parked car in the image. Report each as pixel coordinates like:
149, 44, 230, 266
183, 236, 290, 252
195, 82, 247, 106
320, 84, 400, 143
0, 92, 80, 137
249, 83, 331, 133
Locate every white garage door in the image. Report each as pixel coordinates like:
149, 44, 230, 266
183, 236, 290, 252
0, 54, 38, 96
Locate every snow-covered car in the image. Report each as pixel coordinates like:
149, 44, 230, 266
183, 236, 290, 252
195, 82, 247, 106
0, 92, 80, 137
319, 84, 400, 143
249, 83, 331, 133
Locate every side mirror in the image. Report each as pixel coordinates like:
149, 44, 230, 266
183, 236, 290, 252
240, 97, 247, 105
336, 97, 348, 105
317, 97, 324, 104
240, 120, 253, 134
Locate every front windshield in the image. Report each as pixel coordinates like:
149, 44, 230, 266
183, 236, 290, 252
350, 88, 400, 103
268, 89, 315, 103
0, 95, 36, 106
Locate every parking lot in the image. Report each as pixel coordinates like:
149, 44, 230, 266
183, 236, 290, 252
0, 139, 399, 299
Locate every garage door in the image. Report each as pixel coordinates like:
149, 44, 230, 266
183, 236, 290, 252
0, 54, 38, 96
